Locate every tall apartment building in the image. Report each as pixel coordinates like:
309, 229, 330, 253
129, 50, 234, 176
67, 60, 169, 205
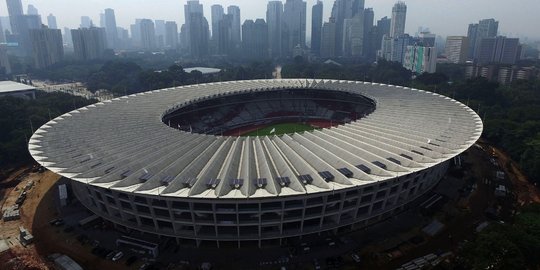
71, 27, 107, 60
467, 18, 498, 60
217, 14, 233, 55
390, 1, 407, 38
189, 13, 209, 58
320, 18, 337, 58
30, 27, 64, 69
379, 34, 412, 64
266, 1, 283, 58
283, 0, 307, 56
47, 14, 57, 29
403, 45, 437, 73
227, 5, 241, 46
104, 9, 118, 49
211, 5, 224, 42
165, 21, 179, 49
311, 1, 323, 56
0, 45, 11, 74
445, 36, 468, 64
362, 8, 374, 58
184, 0, 204, 54
330, 0, 365, 57
6, 0, 24, 34
140, 19, 156, 50
242, 19, 269, 59
477, 36, 521, 65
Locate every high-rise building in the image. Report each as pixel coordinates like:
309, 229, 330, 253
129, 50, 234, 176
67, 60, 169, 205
184, 0, 204, 53
362, 8, 374, 58
321, 18, 337, 58
63, 27, 73, 48
266, 1, 283, 58
467, 18, 498, 60
445, 36, 468, 64
0, 17, 11, 34
30, 27, 64, 69
375, 16, 391, 52
311, 1, 323, 56
418, 32, 436, 47
403, 45, 437, 74
242, 19, 269, 59
0, 44, 11, 74
466, 24, 478, 60
477, 36, 520, 65
390, 1, 407, 38
47, 14, 57, 29
71, 27, 107, 60
342, 17, 363, 57
217, 14, 233, 55
104, 9, 118, 49
227, 5, 241, 45
210, 5, 224, 54
140, 19, 156, 50
0, 20, 5, 43
130, 19, 142, 48
392, 34, 413, 63
99, 13, 105, 28
155, 20, 166, 48
283, 0, 306, 56
6, 0, 23, 17
117, 27, 129, 49
211, 5, 224, 41
165, 21, 179, 49
180, 24, 188, 50
329, 0, 364, 57
6, 0, 23, 34
27, 4, 38, 15
379, 35, 393, 60
16, 15, 42, 56
379, 34, 412, 63
80, 16, 93, 28
189, 13, 209, 58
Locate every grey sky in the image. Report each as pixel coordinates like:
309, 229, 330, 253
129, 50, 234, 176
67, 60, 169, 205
1, 0, 539, 40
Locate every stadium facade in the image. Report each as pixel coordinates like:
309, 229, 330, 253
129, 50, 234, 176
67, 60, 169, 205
29, 79, 483, 248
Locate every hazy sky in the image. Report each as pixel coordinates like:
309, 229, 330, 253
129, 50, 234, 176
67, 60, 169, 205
1, 0, 538, 40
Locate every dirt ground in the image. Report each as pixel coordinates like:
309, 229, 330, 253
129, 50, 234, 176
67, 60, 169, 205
0, 167, 59, 270
1, 168, 127, 270
488, 144, 540, 205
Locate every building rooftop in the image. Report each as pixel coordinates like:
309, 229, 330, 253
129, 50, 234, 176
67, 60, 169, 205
29, 79, 483, 199
0, 81, 36, 94
183, 67, 222, 75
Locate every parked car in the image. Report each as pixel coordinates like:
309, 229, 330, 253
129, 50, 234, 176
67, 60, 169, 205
112, 251, 124, 261
351, 253, 361, 263
106, 251, 117, 260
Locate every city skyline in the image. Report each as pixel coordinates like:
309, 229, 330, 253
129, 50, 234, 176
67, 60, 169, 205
0, 0, 538, 41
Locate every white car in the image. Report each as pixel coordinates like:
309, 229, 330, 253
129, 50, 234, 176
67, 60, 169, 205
112, 251, 124, 261
351, 253, 361, 263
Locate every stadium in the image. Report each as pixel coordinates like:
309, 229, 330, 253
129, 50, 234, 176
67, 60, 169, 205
28, 79, 483, 248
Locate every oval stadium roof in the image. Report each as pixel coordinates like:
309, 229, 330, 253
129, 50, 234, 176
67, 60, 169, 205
28, 79, 483, 199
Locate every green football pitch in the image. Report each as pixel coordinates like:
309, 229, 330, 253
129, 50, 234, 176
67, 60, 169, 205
242, 123, 316, 136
